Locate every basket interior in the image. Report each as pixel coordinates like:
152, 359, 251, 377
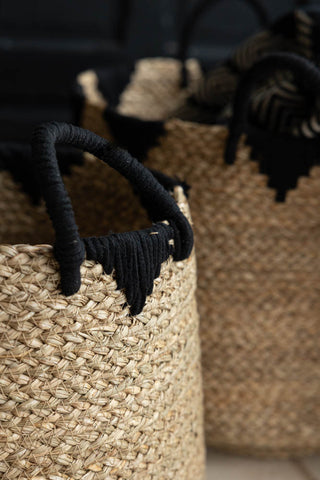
0, 153, 149, 246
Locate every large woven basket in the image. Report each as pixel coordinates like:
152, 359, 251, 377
74, 52, 320, 458
0, 122, 205, 479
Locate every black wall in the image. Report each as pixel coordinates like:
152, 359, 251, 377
0, 0, 317, 141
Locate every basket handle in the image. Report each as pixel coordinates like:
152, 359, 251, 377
32, 122, 193, 308
225, 52, 320, 164
178, 0, 269, 87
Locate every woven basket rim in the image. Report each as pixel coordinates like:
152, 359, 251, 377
0, 185, 186, 249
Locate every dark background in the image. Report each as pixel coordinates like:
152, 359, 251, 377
0, 0, 316, 141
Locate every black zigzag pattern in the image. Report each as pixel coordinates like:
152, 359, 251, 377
247, 127, 320, 202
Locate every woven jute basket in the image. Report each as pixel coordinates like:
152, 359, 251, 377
0, 122, 205, 479
74, 53, 320, 457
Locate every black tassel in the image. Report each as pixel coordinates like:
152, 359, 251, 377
83, 223, 173, 315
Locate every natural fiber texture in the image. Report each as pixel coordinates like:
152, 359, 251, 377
147, 123, 320, 458
0, 154, 149, 245
77, 58, 320, 457
116, 58, 202, 120
76, 71, 113, 140
77, 58, 202, 134
0, 156, 205, 479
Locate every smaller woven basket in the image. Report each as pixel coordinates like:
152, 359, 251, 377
0, 122, 205, 480
74, 49, 320, 458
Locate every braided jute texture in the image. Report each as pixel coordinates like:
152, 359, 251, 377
77, 58, 320, 457
0, 158, 205, 479
76, 58, 202, 136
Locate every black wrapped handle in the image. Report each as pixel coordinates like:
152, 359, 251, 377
32, 122, 193, 302
178, 0, 269, 87
225, 52, 320, 164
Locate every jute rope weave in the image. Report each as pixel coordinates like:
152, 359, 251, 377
76, 58, 202, 136
0, 154, 149, 246
0, 152, 205, 478
77, 58, 320, 457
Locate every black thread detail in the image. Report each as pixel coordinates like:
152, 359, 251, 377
31, 122, 193, 314
104, 107, 165, 159
96, 63, 134, 108
178, 0, 269, 87
83, 223, 174, 315
72, 63, 133, 126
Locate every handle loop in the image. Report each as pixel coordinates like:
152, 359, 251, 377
225, 52, 320, 164
178, 0, 269, 87
32, 122, 193, 308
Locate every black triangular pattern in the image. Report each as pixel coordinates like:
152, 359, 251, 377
104, 107, 165, 160
83, 222, 174, 315
0, 140, 190, 314
246, 127, 320, 201
72, 62, 133, 126
96, 62, 134, 108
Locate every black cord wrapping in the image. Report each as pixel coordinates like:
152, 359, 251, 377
84, 224, 173, 315
178, 0, 269, 88
225, 53, 320, 165
31, 122, 193, 315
